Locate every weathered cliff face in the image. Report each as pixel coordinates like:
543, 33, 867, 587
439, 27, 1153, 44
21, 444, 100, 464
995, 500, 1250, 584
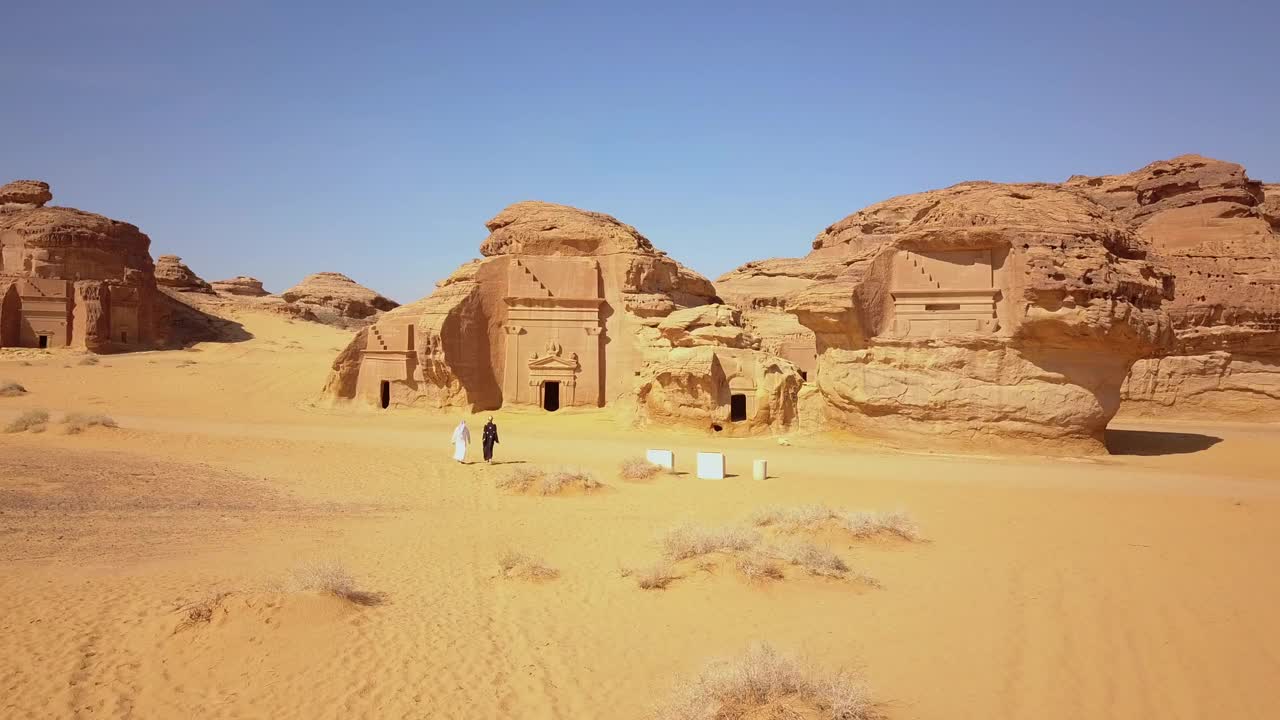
278, 272, 398, 328
1066, 156, 1280, 419
323, 202, 801, 433
155, 255, 213, 293
0, 180, 163, 351
732, 181, 1173, 453
210, 276, 268, 297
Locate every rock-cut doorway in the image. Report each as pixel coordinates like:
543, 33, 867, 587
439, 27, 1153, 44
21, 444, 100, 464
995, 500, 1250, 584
543, 381, 560, 412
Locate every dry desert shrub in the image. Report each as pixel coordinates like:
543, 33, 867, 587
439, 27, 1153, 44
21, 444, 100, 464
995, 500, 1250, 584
621, 456, 663, 481
287, 561, 385, 606
735, 554, 785, 582
540, 467, 602, 495
173, 591, 234, 633
662, 524, 761, 561
753, 505, 922, 541
0, 380, 26, 397
498, 465, 544, 492
79, 355, 99, 366
627, 562, 680, 590
4, 408, 49, 434
775, 542, 851, 578
498, 550, 559, 581
656, 642, 880, 720
63, 412, 118, 434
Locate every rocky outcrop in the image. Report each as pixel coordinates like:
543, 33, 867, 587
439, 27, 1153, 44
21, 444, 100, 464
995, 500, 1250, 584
1066, 156, 1280, 419
210, 276, 269, 297
0, 181, 164, 351
155, 255, 213, 293
0, 180, 52, 210
729, 180, 1173, 454
323, 201, 799, 433
278, 272, 398, 328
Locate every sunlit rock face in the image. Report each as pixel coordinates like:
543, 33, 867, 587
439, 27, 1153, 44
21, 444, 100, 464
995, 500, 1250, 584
1066, 156, 1280, 420
323, 201, 801, 434
722, 180, 1173, 453
0, 180, 164, 352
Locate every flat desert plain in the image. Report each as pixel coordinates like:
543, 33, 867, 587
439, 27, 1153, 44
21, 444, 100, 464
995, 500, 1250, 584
1, 307, 1278, 720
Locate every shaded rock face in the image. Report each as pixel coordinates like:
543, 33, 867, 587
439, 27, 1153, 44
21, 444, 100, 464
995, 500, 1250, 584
210, 276, 268, 297
324, 201, 798, 433
278, 272, 398, 328
155, 255, 213, 293
0, 181, 163, 351
1066, 156, 1280, 419
722, 181, 1173, 453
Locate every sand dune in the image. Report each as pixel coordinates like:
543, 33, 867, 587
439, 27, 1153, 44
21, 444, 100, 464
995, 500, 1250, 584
2, 305, 1278, 719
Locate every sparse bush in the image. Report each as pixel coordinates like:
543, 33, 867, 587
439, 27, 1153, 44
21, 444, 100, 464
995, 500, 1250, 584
540, 467, 601, 495
287, 561, 385, 606
736, 554, 784, 582
752, 505, 922, 542
656, 642, 880, 720
631, 562, 680, 590
662, 524, 760, 561
498, 465, 544, 492
0, 380, 26, 397
63, 412, 118, 434
498, 551, 559, 581
776, 542, 850, 578
79, 355, 99, 366
174, 592, 234, 632
621, 456, 663, 481
4, 408, 49, 434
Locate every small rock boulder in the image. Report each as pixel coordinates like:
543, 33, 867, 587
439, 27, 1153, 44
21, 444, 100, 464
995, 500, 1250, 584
0, 180, 52, 210
279, 272, 398, 327
155, 255, 213, 293
210, 276, 269, 297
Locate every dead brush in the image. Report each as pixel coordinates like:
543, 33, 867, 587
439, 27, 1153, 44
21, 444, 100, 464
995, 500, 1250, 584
4, 408, 49, 434
753, 504, 922, 542
0, 380, 26, 397
624, 562, 680, 590
736, 554, 785, 582
173, 592, 234, 633
78, 355, 100, 366
62, 412, 118, 434
620, 456, 663, 481
662, 524, 760, 562
656, 642, 881, 720
498, 550, 559, 581
286, 560, 386, 606
539, 467, 601, 495
498, 465, 544, 492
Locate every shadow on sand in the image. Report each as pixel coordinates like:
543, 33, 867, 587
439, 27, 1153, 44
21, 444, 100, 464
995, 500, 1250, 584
1105, 429, 1223, 456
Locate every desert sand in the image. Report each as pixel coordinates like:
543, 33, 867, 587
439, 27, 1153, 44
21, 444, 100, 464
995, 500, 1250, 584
2, 304, 1278, 720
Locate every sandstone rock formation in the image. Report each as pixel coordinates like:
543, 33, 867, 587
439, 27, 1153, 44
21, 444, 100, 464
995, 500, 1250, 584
323, 202, 803, 434
1065, 156, 1280, 419
0, 180, 164, 351
155, 255, 213, 293
721, 181, 1174, 453
279, 272, 398, 328
210, 276, 269, 297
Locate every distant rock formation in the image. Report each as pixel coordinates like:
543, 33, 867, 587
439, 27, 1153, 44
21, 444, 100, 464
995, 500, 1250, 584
1063, 156, 1280, 419
210, 276, 269, 297
278, 272, 398, 328
323, 201, 802, 434
155, 255, 213, 293
0, 180, 165, 351
721, 179, 1174, 453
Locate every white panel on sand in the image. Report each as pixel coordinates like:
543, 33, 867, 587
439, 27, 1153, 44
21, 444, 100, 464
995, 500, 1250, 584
646, 449, 674, 471
752, 459, 767, 481
696, 452, 725, 480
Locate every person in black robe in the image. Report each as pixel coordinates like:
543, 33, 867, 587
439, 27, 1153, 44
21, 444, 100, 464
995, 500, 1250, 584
481, 416, 499, 464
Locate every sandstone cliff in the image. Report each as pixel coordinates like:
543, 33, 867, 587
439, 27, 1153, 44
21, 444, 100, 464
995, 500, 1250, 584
155, 255, 213, 293
1065, 156, 1280, 419
278, 272, 398, 328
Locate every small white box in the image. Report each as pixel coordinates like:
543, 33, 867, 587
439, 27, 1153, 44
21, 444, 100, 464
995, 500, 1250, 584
752, 459, 767, 481
696, 452, 725, 480
646, 449, 674, 471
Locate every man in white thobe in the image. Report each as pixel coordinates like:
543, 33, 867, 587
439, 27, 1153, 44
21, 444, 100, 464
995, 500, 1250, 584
451, 420, 471, 463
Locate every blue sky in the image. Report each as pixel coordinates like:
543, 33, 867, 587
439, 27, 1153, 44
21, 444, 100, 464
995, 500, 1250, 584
3, 1, 1277, 302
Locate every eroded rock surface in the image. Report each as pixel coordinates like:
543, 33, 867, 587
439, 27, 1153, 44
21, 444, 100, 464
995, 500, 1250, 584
278, 272, 398, 328
1066, 156, 1280, 419
323, 201, 800, 434
0, 181, 165, 351
210, 276, 269, 297
721, 181, 1173, 453
155, 255, 213, 293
